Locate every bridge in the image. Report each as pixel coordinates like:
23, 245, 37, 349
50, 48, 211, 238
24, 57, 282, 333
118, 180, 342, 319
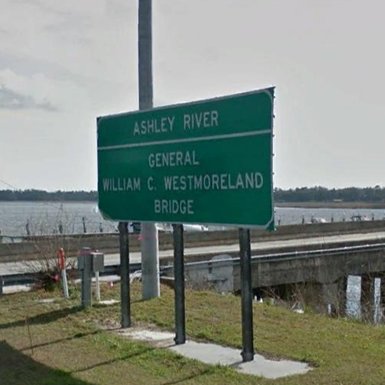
161, 241, 385, 317
2, 221, 385, 319
159, 228, 385, 319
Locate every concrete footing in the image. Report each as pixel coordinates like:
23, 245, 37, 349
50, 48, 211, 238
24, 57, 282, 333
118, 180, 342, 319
120, 328, 311, 379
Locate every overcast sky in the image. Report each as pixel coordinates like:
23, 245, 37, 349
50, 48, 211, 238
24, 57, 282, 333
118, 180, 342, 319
0, 0, 384, 191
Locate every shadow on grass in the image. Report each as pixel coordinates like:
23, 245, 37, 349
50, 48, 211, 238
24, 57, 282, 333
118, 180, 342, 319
0, 305, 83, 330
160, 368, 213, 385
72, 345, 154, 374
20, 330, 101, 352
72, 345, 214, 385
0, 340, 95, 385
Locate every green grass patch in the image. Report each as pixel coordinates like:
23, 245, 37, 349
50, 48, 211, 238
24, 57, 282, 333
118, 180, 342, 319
1, 283, 385, 384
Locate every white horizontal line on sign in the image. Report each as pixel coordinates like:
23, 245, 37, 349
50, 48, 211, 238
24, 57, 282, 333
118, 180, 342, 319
98, 129, 272, 151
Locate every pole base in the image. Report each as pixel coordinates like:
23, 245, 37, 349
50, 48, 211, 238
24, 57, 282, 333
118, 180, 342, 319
174, 335, 186, 345
241, 350, 254, 362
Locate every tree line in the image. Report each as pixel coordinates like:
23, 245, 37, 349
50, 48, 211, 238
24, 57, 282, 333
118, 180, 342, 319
0, 189, 97, 201
274, 186, 385, 202
0, 186, 385, 202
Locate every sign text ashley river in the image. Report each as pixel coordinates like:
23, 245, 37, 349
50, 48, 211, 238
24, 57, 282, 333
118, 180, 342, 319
97, 88, 274, 228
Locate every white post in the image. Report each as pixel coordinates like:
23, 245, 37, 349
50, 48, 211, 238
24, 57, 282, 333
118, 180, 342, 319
95, 271, 101, 302
58, 248, 69, 299
61, 269, 69, 299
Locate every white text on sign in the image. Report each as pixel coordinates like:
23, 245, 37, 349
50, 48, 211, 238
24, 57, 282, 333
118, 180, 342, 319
132, 110, 219, 136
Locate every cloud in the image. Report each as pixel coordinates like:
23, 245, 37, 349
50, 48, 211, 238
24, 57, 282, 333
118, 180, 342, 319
0, 68, 91, 113
0, 85, 56, 111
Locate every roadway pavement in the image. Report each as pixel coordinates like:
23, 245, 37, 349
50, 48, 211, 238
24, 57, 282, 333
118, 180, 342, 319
105, 230, 385, 265
2, 230, 385, 276
99, 229, 385, 269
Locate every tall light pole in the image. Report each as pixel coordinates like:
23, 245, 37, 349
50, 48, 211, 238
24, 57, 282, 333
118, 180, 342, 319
138, 0, 160, 299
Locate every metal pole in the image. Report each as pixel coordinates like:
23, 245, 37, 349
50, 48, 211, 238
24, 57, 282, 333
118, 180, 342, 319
119, 221, 131, 328
81, 252, 92, 308
138, 0, 160, 300
138, 0, 153, 110
141, 223, 160, 299
173, 224, 186, 344
239, 228, 254, 362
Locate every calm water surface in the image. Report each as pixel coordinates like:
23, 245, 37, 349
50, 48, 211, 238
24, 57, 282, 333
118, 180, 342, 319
0, 201, 117, 237
1, 201, 385, 237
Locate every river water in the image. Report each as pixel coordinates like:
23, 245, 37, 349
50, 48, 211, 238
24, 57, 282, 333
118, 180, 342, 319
0, 201, 383, 320
1, 201, 385, 238
0, 201, 116, 238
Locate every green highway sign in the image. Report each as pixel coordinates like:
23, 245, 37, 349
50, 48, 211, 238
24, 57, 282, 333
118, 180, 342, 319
97, 88, 275, 229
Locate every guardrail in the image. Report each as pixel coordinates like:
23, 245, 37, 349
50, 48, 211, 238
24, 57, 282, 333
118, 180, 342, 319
3, 220, 385, 262
3, 243, 384, 295
160, 242, 385, 271
0, 262, 142, 294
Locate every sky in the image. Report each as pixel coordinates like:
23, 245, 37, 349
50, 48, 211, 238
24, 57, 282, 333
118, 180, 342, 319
0, 0, 384, 191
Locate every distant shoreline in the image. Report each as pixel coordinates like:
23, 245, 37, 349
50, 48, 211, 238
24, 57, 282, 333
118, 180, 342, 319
1, 200, 385, 210
276, 201, 385, 209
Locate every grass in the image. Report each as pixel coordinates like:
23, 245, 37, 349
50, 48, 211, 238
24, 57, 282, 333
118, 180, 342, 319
1, 283, 385, 385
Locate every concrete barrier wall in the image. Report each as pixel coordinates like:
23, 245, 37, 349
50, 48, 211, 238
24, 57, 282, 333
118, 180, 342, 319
232, 247, 385, 291
0, 234, 135, 261
183, 220, 385, 246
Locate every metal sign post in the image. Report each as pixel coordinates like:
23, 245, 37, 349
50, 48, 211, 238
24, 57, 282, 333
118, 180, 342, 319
239, 228, 254, 362
173, 224, 186, 344
119, 221, 131, 328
